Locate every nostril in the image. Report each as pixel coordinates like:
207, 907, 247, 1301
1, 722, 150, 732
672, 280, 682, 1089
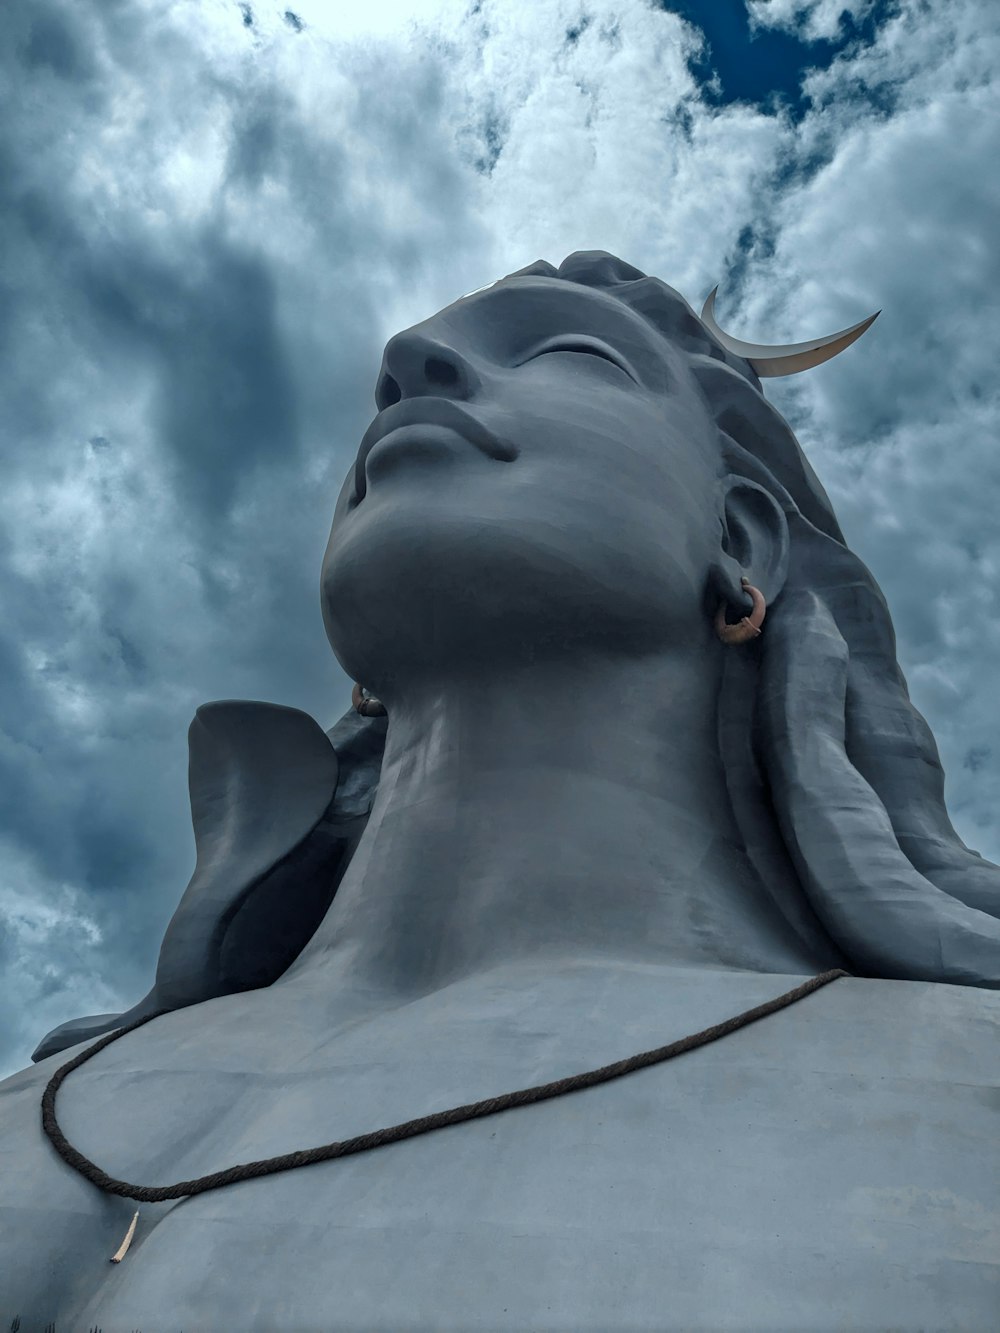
424, 356, 459, 388
376, 373, 401, 410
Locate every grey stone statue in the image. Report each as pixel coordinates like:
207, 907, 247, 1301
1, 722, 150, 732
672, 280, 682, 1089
2, 252, 998, 1331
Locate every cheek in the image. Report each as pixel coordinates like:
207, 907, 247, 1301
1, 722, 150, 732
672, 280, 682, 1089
573, 414, 717, 533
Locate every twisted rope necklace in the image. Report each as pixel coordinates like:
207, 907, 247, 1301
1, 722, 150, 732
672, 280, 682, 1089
41, 967, 849, 1263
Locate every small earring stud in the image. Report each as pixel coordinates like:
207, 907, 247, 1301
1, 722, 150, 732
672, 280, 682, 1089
352, 682, 387, 716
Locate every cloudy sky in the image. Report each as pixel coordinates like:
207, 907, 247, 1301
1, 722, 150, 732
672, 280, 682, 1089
2, 0, 997, 1078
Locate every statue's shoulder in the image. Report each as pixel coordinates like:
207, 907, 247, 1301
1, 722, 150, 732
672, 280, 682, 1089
30, 699, 387, 1063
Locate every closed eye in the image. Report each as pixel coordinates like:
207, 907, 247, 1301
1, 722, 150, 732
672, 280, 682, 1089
517, 338, 638, 382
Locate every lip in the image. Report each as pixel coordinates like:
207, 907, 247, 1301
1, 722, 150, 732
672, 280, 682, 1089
351, 397, 517, 506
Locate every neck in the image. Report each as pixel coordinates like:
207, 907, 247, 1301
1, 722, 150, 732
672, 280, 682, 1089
290, 637, 832, 999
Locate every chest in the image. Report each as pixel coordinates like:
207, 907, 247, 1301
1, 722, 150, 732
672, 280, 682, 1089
8, 972, 999, 1331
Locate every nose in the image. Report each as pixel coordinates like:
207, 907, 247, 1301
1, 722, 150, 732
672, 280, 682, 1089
375, 327, 482, 410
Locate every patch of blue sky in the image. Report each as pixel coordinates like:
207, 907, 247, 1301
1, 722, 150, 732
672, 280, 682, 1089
658, 0, 901, 118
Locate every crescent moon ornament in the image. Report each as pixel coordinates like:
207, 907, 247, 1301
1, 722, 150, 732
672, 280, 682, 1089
700, 286, 880, 377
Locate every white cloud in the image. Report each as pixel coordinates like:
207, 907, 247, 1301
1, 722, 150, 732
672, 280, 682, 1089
1, 0, 998, 1075
746, 0, 877, 41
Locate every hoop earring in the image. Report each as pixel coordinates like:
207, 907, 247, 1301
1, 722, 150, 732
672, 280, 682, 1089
352, 682, 387, 717
715, 577, 766, 645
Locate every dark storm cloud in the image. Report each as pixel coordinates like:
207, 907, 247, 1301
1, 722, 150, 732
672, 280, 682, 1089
74, 229, 300, 519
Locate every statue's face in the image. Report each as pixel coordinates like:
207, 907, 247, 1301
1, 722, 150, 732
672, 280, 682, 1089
321, 278, 726, 688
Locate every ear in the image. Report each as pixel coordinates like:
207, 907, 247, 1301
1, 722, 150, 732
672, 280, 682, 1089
707, 474, 790, 616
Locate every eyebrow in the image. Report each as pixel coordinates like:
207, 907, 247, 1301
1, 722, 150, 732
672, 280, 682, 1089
457, 280, 668, 385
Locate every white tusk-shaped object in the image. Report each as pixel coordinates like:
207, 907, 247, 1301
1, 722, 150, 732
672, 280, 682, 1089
701, 286, 880, 377
110, 1209, 139, 1263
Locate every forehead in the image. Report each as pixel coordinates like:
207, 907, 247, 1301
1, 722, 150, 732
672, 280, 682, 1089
429, 277, 677, 382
